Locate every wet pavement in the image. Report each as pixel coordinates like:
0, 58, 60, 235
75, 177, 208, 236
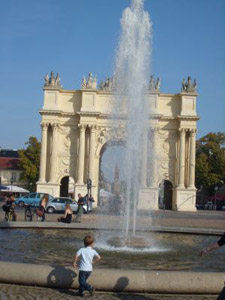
0, 283, 218, 300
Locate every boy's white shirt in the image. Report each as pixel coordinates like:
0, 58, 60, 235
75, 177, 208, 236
76, 246, 100, 271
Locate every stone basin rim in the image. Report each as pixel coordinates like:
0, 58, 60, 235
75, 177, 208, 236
0, 261, 224, 294
0, 221, 222, 236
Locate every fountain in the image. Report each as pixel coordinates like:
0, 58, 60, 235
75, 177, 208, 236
104, 0, 154, 247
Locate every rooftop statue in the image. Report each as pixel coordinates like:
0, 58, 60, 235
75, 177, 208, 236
181, 76, 197, 93
44, 71, 62, 89
99, 77, 114, 91
149, 75, 161, 92
81, 73, 97, 89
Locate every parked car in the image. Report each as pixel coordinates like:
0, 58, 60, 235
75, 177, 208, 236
46, 197, 92, 214
15, 192, 54, 207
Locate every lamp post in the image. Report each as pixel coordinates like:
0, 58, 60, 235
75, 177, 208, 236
87, 175, 92, 213
0, 176, 2, 199
10, 175, 13, 194
214, 186, 218, 210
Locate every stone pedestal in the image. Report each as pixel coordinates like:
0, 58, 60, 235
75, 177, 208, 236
36, 182, 60, 198
138, 187, 159, 210
174, 188, 197, 211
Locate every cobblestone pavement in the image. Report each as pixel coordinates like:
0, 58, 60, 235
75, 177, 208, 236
0, 283, 218, 300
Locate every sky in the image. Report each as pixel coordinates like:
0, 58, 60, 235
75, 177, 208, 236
0, 0, 225, 154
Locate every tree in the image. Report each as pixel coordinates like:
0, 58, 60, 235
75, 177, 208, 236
195, 132, 225, 194
18, 137, 41, 191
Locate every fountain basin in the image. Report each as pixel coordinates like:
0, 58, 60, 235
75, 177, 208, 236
0, 228, 224, 272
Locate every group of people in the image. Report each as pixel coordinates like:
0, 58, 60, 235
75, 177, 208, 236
2, 192, 94, 224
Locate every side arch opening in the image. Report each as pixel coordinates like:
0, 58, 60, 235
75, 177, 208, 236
158, 180, 173, 210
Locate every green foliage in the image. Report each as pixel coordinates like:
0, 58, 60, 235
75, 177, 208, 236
18, 137, 41, 190
195, 132, 225, 193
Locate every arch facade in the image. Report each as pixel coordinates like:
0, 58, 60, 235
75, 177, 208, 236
37, 73, 199, 211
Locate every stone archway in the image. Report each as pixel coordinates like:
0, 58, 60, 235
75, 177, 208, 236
60, 176, 69, 197
99, 142, 125, 192
37, 73, 198, 211
158, 180, 173, 210
60, 176, 75, 198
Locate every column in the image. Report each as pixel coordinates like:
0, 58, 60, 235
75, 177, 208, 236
89, 125, 96, 184
77, 124, 86, 184
141, 128, 148, 187
178, 128, 186, 188
39, 123, 48, 182
151, 128, 158, 187
49, 123, 58, 183
188, 129, 196, 188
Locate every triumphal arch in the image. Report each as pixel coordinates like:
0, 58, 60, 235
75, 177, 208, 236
37, 72, 199, 211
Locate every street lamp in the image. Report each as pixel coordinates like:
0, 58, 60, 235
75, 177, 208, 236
87, 175, 92, 213
214, 186, 218, 210
29, 182, 33, 193
0, 176, 2, 199
10, 175, 13, 194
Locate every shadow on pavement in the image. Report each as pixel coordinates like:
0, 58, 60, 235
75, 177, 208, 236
115, 293, 157, 300
112, 277, 156, 299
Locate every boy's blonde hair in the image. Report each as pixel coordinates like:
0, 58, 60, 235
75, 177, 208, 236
84, 235, 94, 247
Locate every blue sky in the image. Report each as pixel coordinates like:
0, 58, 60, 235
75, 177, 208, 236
0, 0, 224, 150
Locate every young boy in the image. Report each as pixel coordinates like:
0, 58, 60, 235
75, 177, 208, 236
73, 235, 101, 297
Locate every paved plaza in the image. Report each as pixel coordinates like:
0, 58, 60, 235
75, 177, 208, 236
0, 283, 218, 300
0, 208, 224, 233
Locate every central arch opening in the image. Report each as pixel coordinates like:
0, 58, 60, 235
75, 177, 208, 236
98, 142, 126, 210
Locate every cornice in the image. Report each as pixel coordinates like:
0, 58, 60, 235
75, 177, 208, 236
179, 92, 199, 97
176, 115, 200, 121
77, 111, 101, 117
39, 109, 63, 116
39, 110, 78, 116
59, 89, 77, 94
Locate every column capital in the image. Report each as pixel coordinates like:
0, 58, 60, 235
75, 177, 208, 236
78, 124, 87, 131
179, 128, 187, 134
90, 124, 97, 132
148, 127, 158, 138
189, 128, 197, 135
41, 122, 48, 130
51, 123, 59, 130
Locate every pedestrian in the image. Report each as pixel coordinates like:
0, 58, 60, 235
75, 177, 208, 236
74, 193, 84, 223
200, 232, 225, 255
3, 194, 17, 221
58, 203, 73, 223
73, 235, 101, 297
37, 194, 48, 222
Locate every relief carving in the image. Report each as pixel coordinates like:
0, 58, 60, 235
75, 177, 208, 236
57, 157, 75, 181
59, 126, 77, 153
96, 125, 126, 155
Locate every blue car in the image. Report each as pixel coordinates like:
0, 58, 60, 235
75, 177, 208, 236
15, 192, 54, 207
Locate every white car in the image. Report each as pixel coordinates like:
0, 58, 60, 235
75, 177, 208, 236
46, 197, 91, 214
